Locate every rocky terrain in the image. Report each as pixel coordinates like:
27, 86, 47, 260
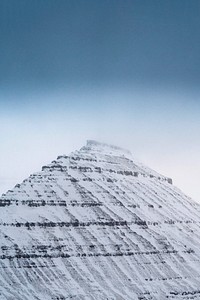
0, 140, 200, 300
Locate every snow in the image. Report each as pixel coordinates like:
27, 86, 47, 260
0, 140, 200, 299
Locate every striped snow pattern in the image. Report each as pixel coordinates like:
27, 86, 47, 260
0, 141, 200, 300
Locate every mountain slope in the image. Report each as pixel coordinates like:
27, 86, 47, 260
0, 140, 200, 300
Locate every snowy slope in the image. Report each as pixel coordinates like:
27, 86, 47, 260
0, 140, 200, 300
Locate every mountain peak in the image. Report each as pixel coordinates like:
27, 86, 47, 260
0, 141, 199, 300
80, 139, 132, 158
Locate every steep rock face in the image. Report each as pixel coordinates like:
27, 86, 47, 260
0, 140, 200, 300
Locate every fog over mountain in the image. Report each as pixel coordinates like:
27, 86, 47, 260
0, 0, 200, 202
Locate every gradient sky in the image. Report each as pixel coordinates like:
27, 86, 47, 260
0, 0, 200, 201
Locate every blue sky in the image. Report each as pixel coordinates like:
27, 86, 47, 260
0, 0, 200, 201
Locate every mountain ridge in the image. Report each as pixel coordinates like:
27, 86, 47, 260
0, 141, 200, 300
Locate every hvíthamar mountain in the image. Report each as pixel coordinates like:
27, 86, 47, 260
0, 141, 200, 300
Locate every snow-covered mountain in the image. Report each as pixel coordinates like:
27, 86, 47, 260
0, 140, 200, 300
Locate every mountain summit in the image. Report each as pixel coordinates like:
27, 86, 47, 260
0, 141, 200, 300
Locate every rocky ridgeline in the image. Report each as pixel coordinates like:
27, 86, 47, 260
0, 140, 200, 300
